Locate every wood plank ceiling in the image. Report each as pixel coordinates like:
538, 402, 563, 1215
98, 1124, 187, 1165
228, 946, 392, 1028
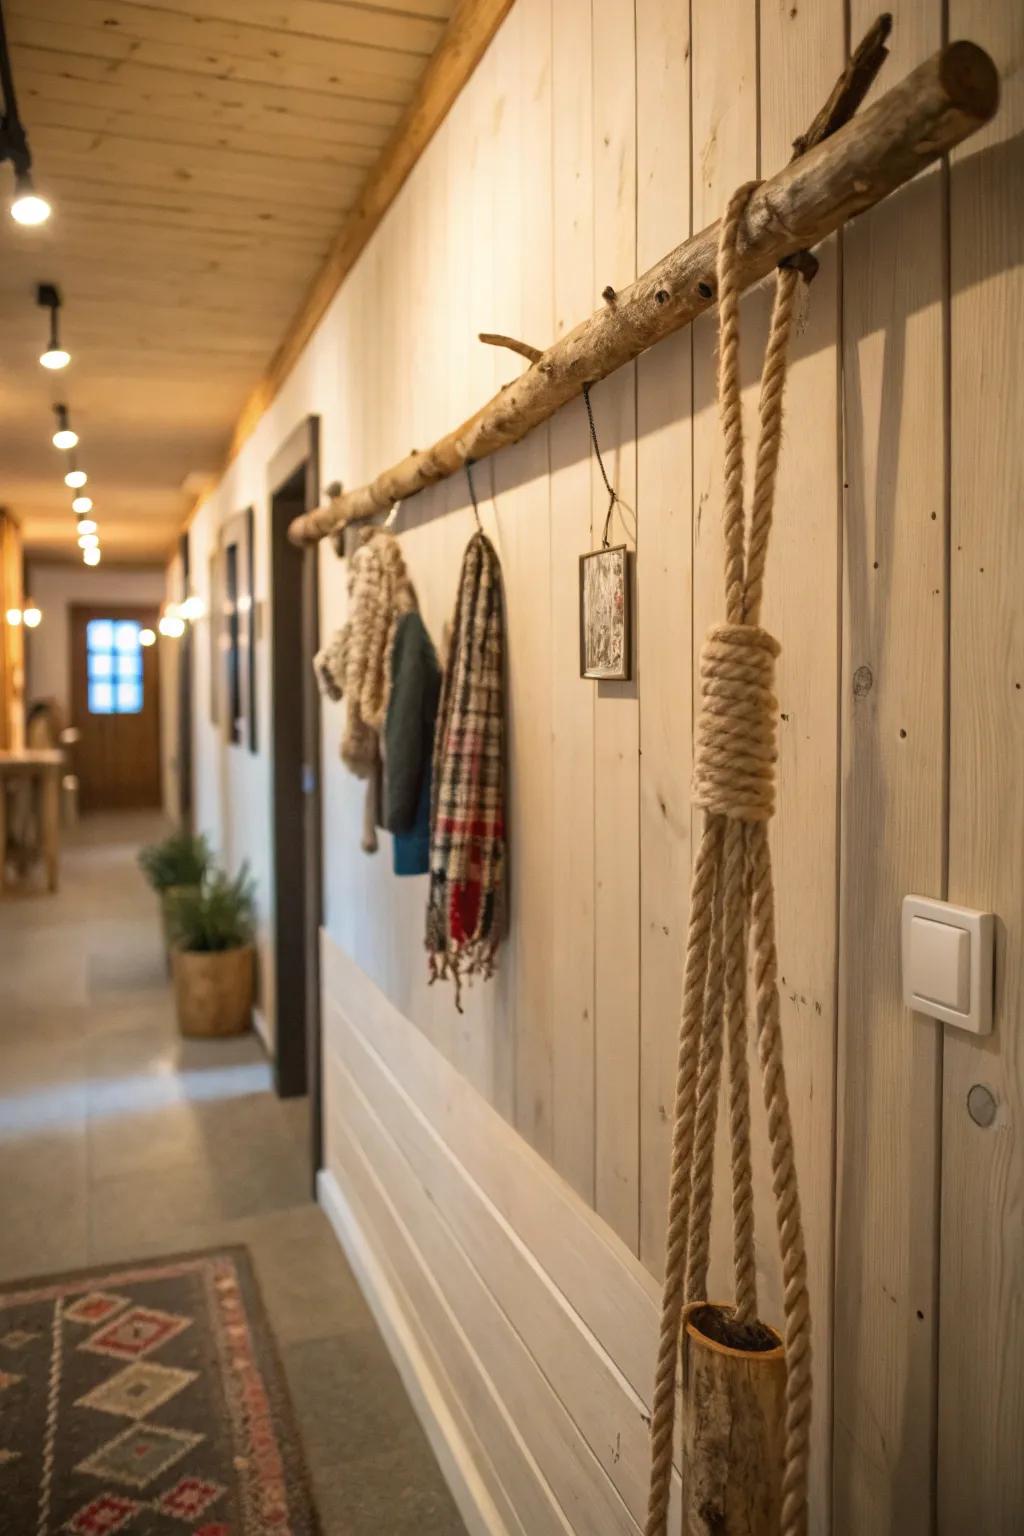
0, 0, 455, 563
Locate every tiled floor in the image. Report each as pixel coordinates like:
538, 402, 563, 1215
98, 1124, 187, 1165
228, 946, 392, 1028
0, 812, 465, 1534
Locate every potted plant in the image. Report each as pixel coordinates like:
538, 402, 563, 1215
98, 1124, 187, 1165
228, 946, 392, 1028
138, 829, 211, 955
166, 865, 256, 1038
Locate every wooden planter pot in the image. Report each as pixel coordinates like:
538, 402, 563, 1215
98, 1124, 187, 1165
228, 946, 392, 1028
171, 944, 254, 1038
680, 1302, 786, 1535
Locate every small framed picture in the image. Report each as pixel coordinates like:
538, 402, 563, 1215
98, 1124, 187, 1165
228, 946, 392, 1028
579, 544, 631, 681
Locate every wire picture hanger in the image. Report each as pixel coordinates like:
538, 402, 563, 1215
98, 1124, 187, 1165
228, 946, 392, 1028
582, 381, 622, 549
465, 458, 484, 534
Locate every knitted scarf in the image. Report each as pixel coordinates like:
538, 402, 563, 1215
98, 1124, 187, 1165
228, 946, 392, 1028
314, 528, 417, 851
426, 531, 506, 1007
314, 529, 417, 768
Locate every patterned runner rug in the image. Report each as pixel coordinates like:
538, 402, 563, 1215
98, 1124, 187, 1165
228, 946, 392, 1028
0, 1247, 319, 1536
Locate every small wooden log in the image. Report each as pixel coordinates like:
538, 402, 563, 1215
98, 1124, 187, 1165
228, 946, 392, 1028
289, 39, 998, 545
680, 1303, 787, 1536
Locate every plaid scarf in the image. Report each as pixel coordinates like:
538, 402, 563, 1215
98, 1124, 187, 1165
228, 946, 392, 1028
426, 531, 506, 1006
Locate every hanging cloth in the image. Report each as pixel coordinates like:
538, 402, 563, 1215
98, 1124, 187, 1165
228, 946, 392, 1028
313, 527, 417, 852
645, 185, 812, 1536
425, 529, 506, 1007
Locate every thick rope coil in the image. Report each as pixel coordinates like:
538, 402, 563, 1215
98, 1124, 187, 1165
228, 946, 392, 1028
645, 181, 811, 1536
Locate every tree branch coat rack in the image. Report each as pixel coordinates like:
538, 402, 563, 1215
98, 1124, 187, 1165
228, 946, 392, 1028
289, 24, 998, 548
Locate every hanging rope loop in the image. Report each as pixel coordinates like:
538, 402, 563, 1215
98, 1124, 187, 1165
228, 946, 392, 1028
644, 179, 811, 1536
692, 622, 781, 822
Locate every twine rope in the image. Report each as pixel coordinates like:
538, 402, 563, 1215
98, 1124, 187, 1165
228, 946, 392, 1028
644, 181, 811, 1536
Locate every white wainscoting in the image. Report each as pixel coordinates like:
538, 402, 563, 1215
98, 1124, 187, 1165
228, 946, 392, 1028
318, 931, 683, 1535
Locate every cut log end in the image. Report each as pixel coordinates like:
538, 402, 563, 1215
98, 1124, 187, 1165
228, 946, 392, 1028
681, 1303, 786, 1536
941, 39, 1000, 119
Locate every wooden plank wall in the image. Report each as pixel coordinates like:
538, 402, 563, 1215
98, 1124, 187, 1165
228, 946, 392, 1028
185, 0, 1023, 1528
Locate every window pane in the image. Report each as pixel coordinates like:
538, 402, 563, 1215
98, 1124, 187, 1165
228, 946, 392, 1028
117, 653, 142, 679
89, 653, 113, 679
89, 681, 114, 714
115, 621, 140, 653
88, 619, 113, 652
117, 681, 143, 714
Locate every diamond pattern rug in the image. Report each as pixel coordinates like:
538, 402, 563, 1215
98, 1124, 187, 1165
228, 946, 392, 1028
0, 1248, 319, 1535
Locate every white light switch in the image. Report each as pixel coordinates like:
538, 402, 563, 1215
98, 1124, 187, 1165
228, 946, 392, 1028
902, 896, 995, 1035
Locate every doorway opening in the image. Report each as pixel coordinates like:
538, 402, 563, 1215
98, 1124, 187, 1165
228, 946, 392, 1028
70, 604, 162, 811
267, 418, 322, 1183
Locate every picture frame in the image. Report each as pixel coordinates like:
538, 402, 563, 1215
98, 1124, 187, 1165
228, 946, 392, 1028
579, 544, 631, 681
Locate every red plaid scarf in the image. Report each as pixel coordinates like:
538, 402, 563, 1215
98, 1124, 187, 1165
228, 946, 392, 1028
426, 531, 505, 1006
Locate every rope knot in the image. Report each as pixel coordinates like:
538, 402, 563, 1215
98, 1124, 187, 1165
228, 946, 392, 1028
692, 622, 781, 822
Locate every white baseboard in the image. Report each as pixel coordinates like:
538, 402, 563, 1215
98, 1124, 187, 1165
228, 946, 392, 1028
251, 1006, 270, 1052
317, 1168, 509, 1536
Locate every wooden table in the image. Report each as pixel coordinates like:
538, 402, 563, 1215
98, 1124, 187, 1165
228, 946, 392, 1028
0, 749, 63, 893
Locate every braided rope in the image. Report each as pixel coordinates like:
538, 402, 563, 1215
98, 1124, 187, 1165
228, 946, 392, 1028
644, 181, 811, 1536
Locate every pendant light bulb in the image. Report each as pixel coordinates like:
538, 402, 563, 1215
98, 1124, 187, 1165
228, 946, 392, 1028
37, 285, 71, 369
11, 172, 51, 227
5, 607, 22, 626
52, 403, 78, 451
78, 532, 99, 549
71, 494, 92, 514
76, 516, 97, 536
83, 546, 101, 567
65, 468, 87, 489
22, 603, 42, 629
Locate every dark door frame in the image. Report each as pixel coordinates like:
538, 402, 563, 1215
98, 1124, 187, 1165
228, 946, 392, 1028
177, 531, 194, 827
267, 415, 322, 1184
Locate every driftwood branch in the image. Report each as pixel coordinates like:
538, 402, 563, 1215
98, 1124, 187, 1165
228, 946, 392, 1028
791, 12, 893, 158
291, 38, 997, 546
478, 332, 544, 364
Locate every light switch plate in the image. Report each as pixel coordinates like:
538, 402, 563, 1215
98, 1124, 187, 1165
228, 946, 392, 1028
902, 895, 995, 1034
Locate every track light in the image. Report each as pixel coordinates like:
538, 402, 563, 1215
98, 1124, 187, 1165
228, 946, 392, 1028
76, 515, 97, 536
158, 609, 185, 639
10, 170, 50, 226
52, 403, 77, 451
65, 465, 87, 489
72, 494, 92, 514
83, 546, 101, 566
37, 283, 69, 368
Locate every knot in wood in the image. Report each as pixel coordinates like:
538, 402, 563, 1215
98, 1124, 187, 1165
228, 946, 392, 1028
691, 622, 781, 822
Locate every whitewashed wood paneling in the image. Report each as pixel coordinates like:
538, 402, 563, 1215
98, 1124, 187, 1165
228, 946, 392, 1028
183, 1, 1024, 1527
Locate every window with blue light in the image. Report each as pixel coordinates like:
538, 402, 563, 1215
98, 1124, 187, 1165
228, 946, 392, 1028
87, 619, 144, 715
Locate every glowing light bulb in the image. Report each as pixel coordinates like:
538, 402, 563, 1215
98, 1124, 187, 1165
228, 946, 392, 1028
78, 532, 99, 549
158, 613, 185, 639
76, 517, 97, 536
179, 595, 205, 622
71, 494, 92, 514
22, 604, 42, 629
11, 174, 51, 227
83, 546, 101, 567
139, 628, 156, 647
5, 607, 22, 626
65, 468, 87, 489
40, 347, 70, 370
53, 427, 78, 450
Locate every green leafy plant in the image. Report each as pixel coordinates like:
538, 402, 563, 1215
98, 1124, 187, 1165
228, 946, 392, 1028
138, 829, 211, 893
166, 864, 256, 953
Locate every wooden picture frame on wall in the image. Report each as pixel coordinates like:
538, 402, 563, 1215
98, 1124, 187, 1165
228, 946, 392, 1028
219, 509, 256, 752
579, 544, 631, 681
